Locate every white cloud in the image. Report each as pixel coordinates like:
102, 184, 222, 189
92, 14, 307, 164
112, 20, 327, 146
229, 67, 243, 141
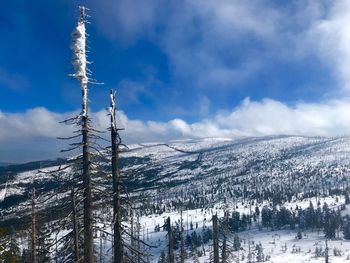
0, 108, 75, 141
2, 97, 350, 162
308, 0, 350, 91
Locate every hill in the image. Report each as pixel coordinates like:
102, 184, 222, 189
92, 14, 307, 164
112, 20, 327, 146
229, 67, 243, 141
1, 135, 350, 262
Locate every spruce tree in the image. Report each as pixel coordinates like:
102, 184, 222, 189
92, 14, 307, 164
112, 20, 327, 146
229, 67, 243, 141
233, 235, 241, 251
256, 243, 264, 262
343, 215, 350, 240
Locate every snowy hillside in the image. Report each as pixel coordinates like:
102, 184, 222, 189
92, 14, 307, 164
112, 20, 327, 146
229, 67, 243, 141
2, 135, 350, 262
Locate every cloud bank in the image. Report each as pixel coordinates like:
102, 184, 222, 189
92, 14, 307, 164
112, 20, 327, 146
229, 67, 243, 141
2, 98, 350, 162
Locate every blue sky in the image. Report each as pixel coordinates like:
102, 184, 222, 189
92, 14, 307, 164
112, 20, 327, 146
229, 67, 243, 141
2, 0, 350, 162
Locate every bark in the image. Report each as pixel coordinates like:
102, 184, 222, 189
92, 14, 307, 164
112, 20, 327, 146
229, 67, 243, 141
212, 214, 219, 263
82, 97, 93, 263
222, 232, 227, 263
130, 210, 135, 261
31, 187, 37, 263
166, 217, 175, 263
136, 214, 141, 263
180, 208, 185, 263
71, 189, 80, 262
110, 90, 124, 263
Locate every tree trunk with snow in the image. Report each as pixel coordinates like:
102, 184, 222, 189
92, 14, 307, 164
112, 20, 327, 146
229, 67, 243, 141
71, 6, 93, 263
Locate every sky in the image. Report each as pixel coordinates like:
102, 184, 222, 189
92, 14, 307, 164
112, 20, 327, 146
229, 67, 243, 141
2, 0, 350, 162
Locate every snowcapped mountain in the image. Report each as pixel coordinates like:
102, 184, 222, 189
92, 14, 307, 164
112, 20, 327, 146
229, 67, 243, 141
2, 135, 350, 223
2, 135, 350, 262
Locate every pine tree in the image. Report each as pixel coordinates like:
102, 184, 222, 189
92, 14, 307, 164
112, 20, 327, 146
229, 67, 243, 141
296, 230, 302, 240
233, 235, 241, 251
0, 229, 21, 263
261, 206, 272, 228
306, 201, 315, 229
158, 251, 167, 263
256, 243, 264, 262
343, 215, 350, 240
37, 224, 52, 263
324, 208, 338, 239
315, 207, 323, 232
345, 192, 350, 205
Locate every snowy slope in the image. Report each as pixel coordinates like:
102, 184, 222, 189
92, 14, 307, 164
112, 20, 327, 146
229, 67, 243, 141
2, 135, 350, 262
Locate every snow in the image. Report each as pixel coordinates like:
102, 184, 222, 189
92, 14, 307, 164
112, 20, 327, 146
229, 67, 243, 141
90, 198, 350, 262
70, 17, 87, 83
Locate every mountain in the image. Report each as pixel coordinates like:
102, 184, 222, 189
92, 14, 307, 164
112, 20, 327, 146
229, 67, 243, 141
2, 135, 350, 221
1, 135, 350, 262
0, 162, 12, 167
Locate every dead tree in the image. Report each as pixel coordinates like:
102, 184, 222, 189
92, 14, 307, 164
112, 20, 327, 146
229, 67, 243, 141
130, 209, 135, 261
221, 230, 227, 263
212, 214, 219, 263
221, 211, 233, 263
180, 208, 186, 263
109, 90, 124, 263
166, 217, 175, 263
70, 6, 93, 262
325, 239, 329, 263
136, 213, 141, 263
31, 187, 38, 263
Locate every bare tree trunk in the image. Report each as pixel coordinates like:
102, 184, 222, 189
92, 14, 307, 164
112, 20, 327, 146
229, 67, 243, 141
222, 231, 227, 263
31, 187, 37, 263
180, 208, 185, 263
166, 217, 175, 263
71, 188, 80, 262
248, 238, 252, 263
325, 239, 329, 263
110, 91, 124, 263
82, 92, 93, 263
99, 237, 103, 263
212, 214, 219, 263
130, 209, 135, 261
136, 214, 141, 263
